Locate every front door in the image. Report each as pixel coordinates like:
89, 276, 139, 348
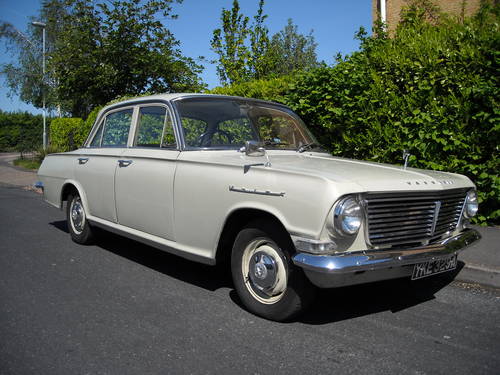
114, 105, 179, 240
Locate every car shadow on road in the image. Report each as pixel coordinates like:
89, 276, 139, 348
50, 220, 70, 233
50, 219, 464, 324
50, 220, 233, 292
298, 263, 464, 325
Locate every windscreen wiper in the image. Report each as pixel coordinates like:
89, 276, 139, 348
263, 140, 289, 147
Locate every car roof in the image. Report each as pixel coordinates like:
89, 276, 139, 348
101, 93, 288, 113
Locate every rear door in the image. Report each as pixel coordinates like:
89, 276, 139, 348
75, 107, 134, 222
114, 104, 179, 240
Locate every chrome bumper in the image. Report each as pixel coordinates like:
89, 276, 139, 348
292, 229, 481, 288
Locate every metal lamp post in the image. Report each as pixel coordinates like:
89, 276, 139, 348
32, 21, 47, 150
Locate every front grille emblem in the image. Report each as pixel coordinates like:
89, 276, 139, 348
430, 201, 441, 236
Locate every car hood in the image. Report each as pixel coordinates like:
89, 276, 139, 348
266, 152, 473, 192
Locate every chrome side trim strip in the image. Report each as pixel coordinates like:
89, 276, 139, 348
229, 185, 285, 197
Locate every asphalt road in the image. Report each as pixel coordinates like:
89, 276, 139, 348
1, 185, 499, 375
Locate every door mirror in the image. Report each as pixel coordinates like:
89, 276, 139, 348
240, 140, 266, 157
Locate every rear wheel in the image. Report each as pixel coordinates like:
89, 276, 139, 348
231, 220, 315, 321
66, 192, 95, 244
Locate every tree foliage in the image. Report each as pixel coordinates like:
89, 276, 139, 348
53, 0, 205, 117
211, 0, 318, 85
265, 19, 318, 76
211, 2, 499, 225
249, 0, 270, 79
1, 0, 205, 118
0, 0, 66, 112
211, 0, 251, 85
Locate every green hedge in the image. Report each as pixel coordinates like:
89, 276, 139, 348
210, 4, 499, 225
211, 75, 294, 103
0, 111, 43, 152
50, 117, 85, 151
49, 107, 102, 152
84, 106, 103, 134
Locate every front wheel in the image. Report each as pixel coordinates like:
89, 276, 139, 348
66, 192, 95, 244
231, 221, 315, 321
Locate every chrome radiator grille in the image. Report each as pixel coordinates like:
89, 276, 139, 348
365, 189, 467, 247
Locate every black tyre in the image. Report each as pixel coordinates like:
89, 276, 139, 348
231, 220, 316, 321
66, 192, 95, 244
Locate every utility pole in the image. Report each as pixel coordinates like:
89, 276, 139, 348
32, 21, 47, 150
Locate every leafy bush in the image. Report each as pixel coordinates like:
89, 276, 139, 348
210, 3, 499, 225
83, 105, 103, 141
84, 106, 103, 129
49, 117, 85, 152
210, 75, 293, 103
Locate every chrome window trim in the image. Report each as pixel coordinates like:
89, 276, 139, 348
170, 99, 186, 150
127, 106, 140, 147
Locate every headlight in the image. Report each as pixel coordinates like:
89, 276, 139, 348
464, 190, 478, 218
334, 197, 362, 236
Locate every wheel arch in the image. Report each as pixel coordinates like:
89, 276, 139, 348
215, 207, 294, 266
60, 180, 90, 213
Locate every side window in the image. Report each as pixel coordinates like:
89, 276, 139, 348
135, 106, 176, 148
101, 109, 133, 147
162, 111, 176, 147
214, 118, 255, 146
182, 118, 207, 147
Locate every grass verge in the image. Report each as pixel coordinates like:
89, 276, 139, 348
13, 158, 41, 170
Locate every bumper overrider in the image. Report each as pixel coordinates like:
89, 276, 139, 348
292, 229, 481, 288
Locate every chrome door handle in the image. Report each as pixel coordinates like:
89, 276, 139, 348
118, 159, 133, 167
78, 157, 89, 165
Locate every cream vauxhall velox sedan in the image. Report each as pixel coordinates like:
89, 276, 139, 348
38, 93, 481, 321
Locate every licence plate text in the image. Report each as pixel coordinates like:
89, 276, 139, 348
411, 254, 458, 280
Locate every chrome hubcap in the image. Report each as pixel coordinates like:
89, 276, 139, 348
241, 239, 287, 304
249, 252, 277, 293
70, 197, 85, 234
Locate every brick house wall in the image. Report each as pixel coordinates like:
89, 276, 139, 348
372, 0, 483, 32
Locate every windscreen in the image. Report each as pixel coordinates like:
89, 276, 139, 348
175, 98, 317, 149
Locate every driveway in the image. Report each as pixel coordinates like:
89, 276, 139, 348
0, 152, 37, 187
